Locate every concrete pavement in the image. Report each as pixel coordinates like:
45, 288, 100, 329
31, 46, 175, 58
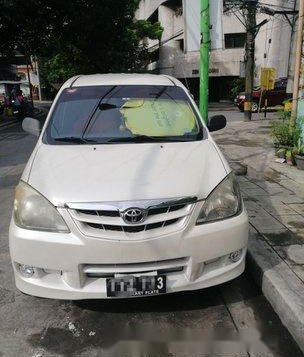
0, 122, 302, 356
213, 118, 304, 353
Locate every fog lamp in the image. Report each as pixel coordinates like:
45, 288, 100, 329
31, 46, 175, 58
17, 264, 35, 278
229, 250, 242, 263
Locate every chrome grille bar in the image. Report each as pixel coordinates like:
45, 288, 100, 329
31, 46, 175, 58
68, 197, 197, 237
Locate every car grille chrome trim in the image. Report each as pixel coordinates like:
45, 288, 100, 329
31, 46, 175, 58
67, 197, 197, 238
83, 257, 188, 277
65, 196, 197, 211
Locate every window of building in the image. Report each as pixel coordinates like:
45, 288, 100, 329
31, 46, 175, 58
224, 33, 246, 49
148, 9, 158, 23
177, 39, 184, 52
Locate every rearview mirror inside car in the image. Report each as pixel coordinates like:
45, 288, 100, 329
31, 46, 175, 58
22, 117, 41, 137
99, 103, 118, 111
207, 115, 227, 132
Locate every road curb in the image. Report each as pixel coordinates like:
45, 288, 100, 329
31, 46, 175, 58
247, 231, 304, 353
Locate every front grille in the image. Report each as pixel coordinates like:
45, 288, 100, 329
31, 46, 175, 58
78, 209, 120, 217
68, 197, 196, 239
86, 218, 179, 233
83, 257, 188, 278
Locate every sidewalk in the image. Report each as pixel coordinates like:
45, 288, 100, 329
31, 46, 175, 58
208, 101, 238, 111
213, 118, 304, 352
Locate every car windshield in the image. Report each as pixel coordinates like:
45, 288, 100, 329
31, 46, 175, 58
44, 85, 202, 144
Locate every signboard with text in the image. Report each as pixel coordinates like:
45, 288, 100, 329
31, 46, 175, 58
260, 67, 276, 91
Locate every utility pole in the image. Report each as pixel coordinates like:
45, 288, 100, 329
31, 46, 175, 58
36, 60, 42, 101
200, 0, 210, 123
26, 62, 34, 106
292, 0, 304, 117
244, 0, 257, 121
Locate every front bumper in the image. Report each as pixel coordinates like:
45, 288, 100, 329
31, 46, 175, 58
9, 209, 248, 300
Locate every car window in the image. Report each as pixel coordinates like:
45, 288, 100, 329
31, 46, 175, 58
44, 85, 202, 144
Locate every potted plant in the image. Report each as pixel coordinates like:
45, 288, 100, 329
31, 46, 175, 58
294, 138, 304, 170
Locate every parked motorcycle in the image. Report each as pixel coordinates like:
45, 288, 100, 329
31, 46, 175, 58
11, 96, 33, 119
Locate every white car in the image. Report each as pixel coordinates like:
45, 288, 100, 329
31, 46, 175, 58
9, 74, 248, 299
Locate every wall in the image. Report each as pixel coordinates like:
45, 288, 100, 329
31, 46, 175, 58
137, 0, 295, 96
254, 0, 294, 84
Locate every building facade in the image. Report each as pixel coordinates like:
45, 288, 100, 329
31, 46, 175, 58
136, 0, 296, 101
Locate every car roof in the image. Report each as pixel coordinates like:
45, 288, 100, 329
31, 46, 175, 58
63, 73, 181, 89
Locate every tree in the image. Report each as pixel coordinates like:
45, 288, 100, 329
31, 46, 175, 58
224, 0, 296, 120
224, 0, 258, 121
0, 0, 163, 85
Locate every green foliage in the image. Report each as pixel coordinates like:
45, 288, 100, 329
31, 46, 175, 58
0, 0, 163, 85
229, 78, 245, 100
286, 150, 292, 159
41, 48, 89, 85
275, 147, 286, 158
135, 20, 164, 40
277, 109, 292, 122
271, 120, 300, 148
271, 112, 304, 153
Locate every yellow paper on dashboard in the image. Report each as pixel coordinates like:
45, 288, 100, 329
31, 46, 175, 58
120, 99, 197, 136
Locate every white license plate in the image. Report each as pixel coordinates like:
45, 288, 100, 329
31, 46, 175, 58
106, 275, 166, 297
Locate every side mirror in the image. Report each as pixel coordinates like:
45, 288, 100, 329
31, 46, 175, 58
22, 117, 41, 136
207, 115, 227, 132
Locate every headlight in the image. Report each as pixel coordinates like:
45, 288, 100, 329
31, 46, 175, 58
14, 181, 70, 232
196, 172, 242, 224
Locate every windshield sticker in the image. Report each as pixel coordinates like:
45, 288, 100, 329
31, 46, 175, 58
120, 99, 197, 136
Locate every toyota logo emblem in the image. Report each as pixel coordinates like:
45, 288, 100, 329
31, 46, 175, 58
122, 208, 146, 224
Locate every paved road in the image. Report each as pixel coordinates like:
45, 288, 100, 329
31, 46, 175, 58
0, 123, 302, 357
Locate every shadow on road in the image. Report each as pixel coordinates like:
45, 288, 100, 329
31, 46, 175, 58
74, 273, 259, 314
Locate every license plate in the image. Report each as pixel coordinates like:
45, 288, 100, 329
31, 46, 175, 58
106, 275, 166, 297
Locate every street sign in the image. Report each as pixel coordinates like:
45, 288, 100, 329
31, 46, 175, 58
260, 67, 276, 90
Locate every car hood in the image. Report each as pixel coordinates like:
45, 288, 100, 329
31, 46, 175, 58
27, 141, 228, 206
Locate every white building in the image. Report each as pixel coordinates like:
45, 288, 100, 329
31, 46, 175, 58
136, 0, 296, 101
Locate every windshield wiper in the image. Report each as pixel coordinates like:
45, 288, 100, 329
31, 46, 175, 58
54, 137, 97, 144
81, 86, 118, 138
106, 135, 196, 143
